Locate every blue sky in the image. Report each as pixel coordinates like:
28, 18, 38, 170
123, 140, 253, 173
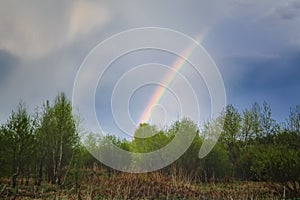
0, 0, 299, 136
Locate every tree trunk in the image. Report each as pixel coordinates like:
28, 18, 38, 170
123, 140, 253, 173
52, 151, 57, 184
36, 161, 43, 186
11, 167, 19, 188
62, 151, 74, 186
56, 133, 64, 185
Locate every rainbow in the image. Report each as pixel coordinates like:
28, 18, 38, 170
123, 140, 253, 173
138, 36, 201, 124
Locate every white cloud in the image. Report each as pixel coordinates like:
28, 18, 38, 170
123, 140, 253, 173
0, 0, 112, 59
67, 1, 111, 40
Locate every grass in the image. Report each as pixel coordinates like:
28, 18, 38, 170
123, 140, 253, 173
0, 170, 288, 199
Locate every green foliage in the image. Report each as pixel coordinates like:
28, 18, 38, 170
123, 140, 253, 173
203, 142, 231, 180
287, 105, 300, 132
260, 101, 278, 142
249, 102, 262, 139
234, 146, 256, 180
1, 93, 300, 190
251, 145, 300, 182
0, 103, 36, 181
166, 119, 201, 174
173, 130, 203, 176
97, 134, 132, 170
219, 105, 241, 176
131, 124, 169, 153
37, 93, 79, 184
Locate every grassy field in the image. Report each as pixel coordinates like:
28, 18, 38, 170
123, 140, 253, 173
0, 170, 289, 199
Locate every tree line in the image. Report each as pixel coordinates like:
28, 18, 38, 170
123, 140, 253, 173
0, 93, 79, 187
0, 93, 299, 190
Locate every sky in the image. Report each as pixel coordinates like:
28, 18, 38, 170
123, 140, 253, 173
0, 0, 300, 138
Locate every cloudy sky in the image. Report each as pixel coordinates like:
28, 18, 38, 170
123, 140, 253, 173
1, 0, 300, 137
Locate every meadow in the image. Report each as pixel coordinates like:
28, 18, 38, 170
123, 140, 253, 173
0, 170, 289, 199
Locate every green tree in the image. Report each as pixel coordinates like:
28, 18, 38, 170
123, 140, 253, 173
1, 102, 36, 187
0, 126, 4, 175
200, 117, 232, 181
251, 141, 300, 183
203, 142, 231, 181
38, 93, 79, 184
241, 108, 254, 143
260, 101, 278, 143
168, 119, 202, 177
287, 105, 300, 133
131, 123, 168, 153
96, 134, 131, 175
83, 133, 102, 169
129, 124, 169, 171
219, 104, 241, 177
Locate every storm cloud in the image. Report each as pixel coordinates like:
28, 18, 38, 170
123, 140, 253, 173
0, 0, 299, 135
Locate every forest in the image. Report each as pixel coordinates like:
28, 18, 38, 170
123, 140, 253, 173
0, 92, 300, 199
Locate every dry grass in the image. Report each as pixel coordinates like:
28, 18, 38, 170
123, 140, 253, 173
0, 170, 289, 199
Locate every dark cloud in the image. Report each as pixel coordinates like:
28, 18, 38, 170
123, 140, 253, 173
271, 1, 300, 21
220, 48, 300, 122
0, 49, 18, 82
0, 0, 300, 130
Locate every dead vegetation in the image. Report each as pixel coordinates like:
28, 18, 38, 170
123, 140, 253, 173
0, 169, 285, 199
